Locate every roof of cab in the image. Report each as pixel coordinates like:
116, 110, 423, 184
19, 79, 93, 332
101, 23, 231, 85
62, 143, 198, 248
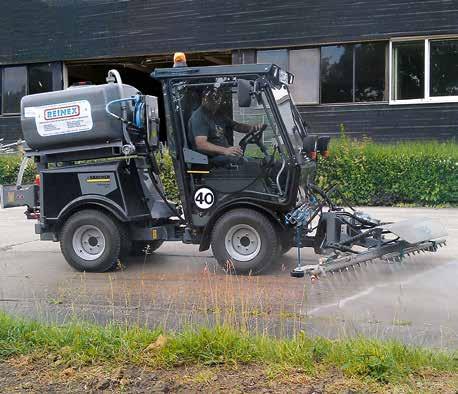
152, 63, 276, 80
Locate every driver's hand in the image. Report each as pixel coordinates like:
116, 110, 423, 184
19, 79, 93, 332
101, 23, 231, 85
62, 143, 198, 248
224, 146, 243, 157
251, 123, 267, 132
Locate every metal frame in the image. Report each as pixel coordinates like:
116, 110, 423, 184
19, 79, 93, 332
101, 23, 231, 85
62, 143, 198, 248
390, 36, 458, 105
155, 65, 303, 218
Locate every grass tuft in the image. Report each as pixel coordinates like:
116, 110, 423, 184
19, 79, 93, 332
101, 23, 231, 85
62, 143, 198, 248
1, 311, 457, 385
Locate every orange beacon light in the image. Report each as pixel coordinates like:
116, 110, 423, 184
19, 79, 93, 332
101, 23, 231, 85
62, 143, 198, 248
173, 52, 187, 67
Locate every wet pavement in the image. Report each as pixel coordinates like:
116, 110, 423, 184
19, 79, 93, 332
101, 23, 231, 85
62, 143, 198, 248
0, 206, 457, 349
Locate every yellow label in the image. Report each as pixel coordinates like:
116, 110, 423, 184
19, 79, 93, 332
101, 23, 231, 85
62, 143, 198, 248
86, 177, 111, 183
151, 229, 158, 240
7, 192, 15, 203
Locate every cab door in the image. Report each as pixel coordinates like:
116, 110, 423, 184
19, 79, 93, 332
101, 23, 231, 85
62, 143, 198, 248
165, 75, 291, 229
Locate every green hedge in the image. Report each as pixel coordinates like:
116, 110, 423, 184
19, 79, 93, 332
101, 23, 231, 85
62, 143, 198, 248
317, 137, 457, 206
157, 139, 457, 206
2, 138, 457, 206
0, 155, 36, 185
156, 150, 181, 202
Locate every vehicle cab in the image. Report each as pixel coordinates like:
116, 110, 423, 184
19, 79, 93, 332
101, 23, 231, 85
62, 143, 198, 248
154, 63, 321, 259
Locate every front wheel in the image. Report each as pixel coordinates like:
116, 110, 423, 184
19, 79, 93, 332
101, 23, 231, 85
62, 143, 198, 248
211, 208, 279, 275
60, 209, 122, 272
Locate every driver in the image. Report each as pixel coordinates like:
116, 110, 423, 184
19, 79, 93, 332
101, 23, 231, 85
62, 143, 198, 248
188, 86, 265, 164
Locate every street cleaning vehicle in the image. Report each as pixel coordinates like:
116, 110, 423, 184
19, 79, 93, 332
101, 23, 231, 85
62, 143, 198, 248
1, 55, 447, 277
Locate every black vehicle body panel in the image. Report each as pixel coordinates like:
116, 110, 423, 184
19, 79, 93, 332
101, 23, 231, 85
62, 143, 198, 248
40, 160, 150, 232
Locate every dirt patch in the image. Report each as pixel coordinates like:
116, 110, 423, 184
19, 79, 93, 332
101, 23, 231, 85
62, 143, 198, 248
1, 356, 458, 393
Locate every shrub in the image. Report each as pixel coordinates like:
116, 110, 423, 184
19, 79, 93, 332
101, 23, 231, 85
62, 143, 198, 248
2, 138, 456, 207
156, 149, 180, 202
317, 135, 458, 206
0, 155, 36, 185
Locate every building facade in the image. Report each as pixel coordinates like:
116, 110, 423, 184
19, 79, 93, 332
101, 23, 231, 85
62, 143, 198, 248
1, 0, 457, 142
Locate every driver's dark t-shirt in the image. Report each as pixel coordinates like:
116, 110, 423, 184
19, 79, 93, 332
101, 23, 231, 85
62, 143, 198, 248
188, 106, 235, 155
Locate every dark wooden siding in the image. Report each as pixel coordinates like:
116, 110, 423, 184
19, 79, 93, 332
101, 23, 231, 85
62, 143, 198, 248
4, 103, 456, 143
2, 0, 458, 65
2, 1, 458, 142
299, 103, 458, 141
0, 117, 22, 142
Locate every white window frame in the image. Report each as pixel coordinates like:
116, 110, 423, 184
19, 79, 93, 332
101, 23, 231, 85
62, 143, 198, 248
390, 36, 458, 105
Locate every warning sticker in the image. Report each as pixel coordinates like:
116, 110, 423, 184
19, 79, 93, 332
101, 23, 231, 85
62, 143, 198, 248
25, 100, 93, 137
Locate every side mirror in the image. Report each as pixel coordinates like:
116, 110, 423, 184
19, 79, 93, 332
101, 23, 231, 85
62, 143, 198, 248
317, 136, 331, 158
237, 79, 252, 107
302, 136, 317, 153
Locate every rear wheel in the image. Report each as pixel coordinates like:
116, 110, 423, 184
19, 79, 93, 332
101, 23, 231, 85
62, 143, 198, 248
60, 209, 122, 272
129, 240, 164, 256
211, 208, 278, 275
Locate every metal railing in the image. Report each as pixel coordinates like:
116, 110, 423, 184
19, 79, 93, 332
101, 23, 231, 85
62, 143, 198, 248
0, 139, 25, 154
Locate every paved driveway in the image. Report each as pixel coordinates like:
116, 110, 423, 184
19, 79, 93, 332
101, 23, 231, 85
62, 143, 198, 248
0, 206, 456, 349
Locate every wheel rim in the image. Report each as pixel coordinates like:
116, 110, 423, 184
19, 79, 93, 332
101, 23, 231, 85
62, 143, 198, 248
225, 224, 261, 262
72, 225, 106, 261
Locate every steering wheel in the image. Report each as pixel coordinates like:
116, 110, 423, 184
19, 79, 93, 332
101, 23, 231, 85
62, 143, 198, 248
239, 123, 268, 156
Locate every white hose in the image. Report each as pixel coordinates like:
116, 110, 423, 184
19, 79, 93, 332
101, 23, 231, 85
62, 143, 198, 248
16, 157, 30, 188
276, 158, 286, 196
107, 69, 135, 153
108, 69, 124, 101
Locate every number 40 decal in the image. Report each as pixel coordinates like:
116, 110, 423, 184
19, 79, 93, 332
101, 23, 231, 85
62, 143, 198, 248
194, 188, 215, 209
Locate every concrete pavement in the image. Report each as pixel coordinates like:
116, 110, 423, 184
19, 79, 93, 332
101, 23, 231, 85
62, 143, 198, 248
0, 206, 457, 349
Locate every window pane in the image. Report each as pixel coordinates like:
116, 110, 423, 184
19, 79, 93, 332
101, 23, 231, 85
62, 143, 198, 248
355, 43, 386, 102
2, 66, 27, 114
257, 49, 288, 71
321, 45, 353, 103
393, 42, 424, 100
430, 40, 458, 97
289, 48, 320, 104
29, 63, 53, 94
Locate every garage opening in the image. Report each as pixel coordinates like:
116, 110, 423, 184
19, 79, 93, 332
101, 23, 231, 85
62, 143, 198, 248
65, 52, 231, 141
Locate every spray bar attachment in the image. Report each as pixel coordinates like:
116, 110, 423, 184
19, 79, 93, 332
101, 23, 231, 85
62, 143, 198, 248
287, 185, 448, 279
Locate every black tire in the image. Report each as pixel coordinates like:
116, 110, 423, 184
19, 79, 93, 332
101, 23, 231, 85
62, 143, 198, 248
280, 245, 293, 256
60, 209, 122, 272
211, 208, 278, 275
119, 224, 131, 259
129, 240, 164, 256
277, 228, 293, 257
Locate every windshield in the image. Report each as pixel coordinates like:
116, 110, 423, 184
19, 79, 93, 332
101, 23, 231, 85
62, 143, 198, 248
271, 85, 306, 158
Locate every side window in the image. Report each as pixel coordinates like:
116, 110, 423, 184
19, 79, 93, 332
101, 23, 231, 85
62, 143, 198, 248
321, 43, 387, 103
232, 88, 276, 159
430, 39, 458, 97
173, 77, 284, 166
29, 63, 54, 94
391, 42, 425, 100
1, 62, 61, 115
2, 66, 27, 114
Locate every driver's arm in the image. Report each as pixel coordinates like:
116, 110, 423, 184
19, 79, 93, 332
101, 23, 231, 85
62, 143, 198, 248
195, 136, 242, 157
232, 121, 264, 134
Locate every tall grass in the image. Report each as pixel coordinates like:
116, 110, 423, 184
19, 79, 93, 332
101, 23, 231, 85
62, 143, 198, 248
1, 311, 456, 384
